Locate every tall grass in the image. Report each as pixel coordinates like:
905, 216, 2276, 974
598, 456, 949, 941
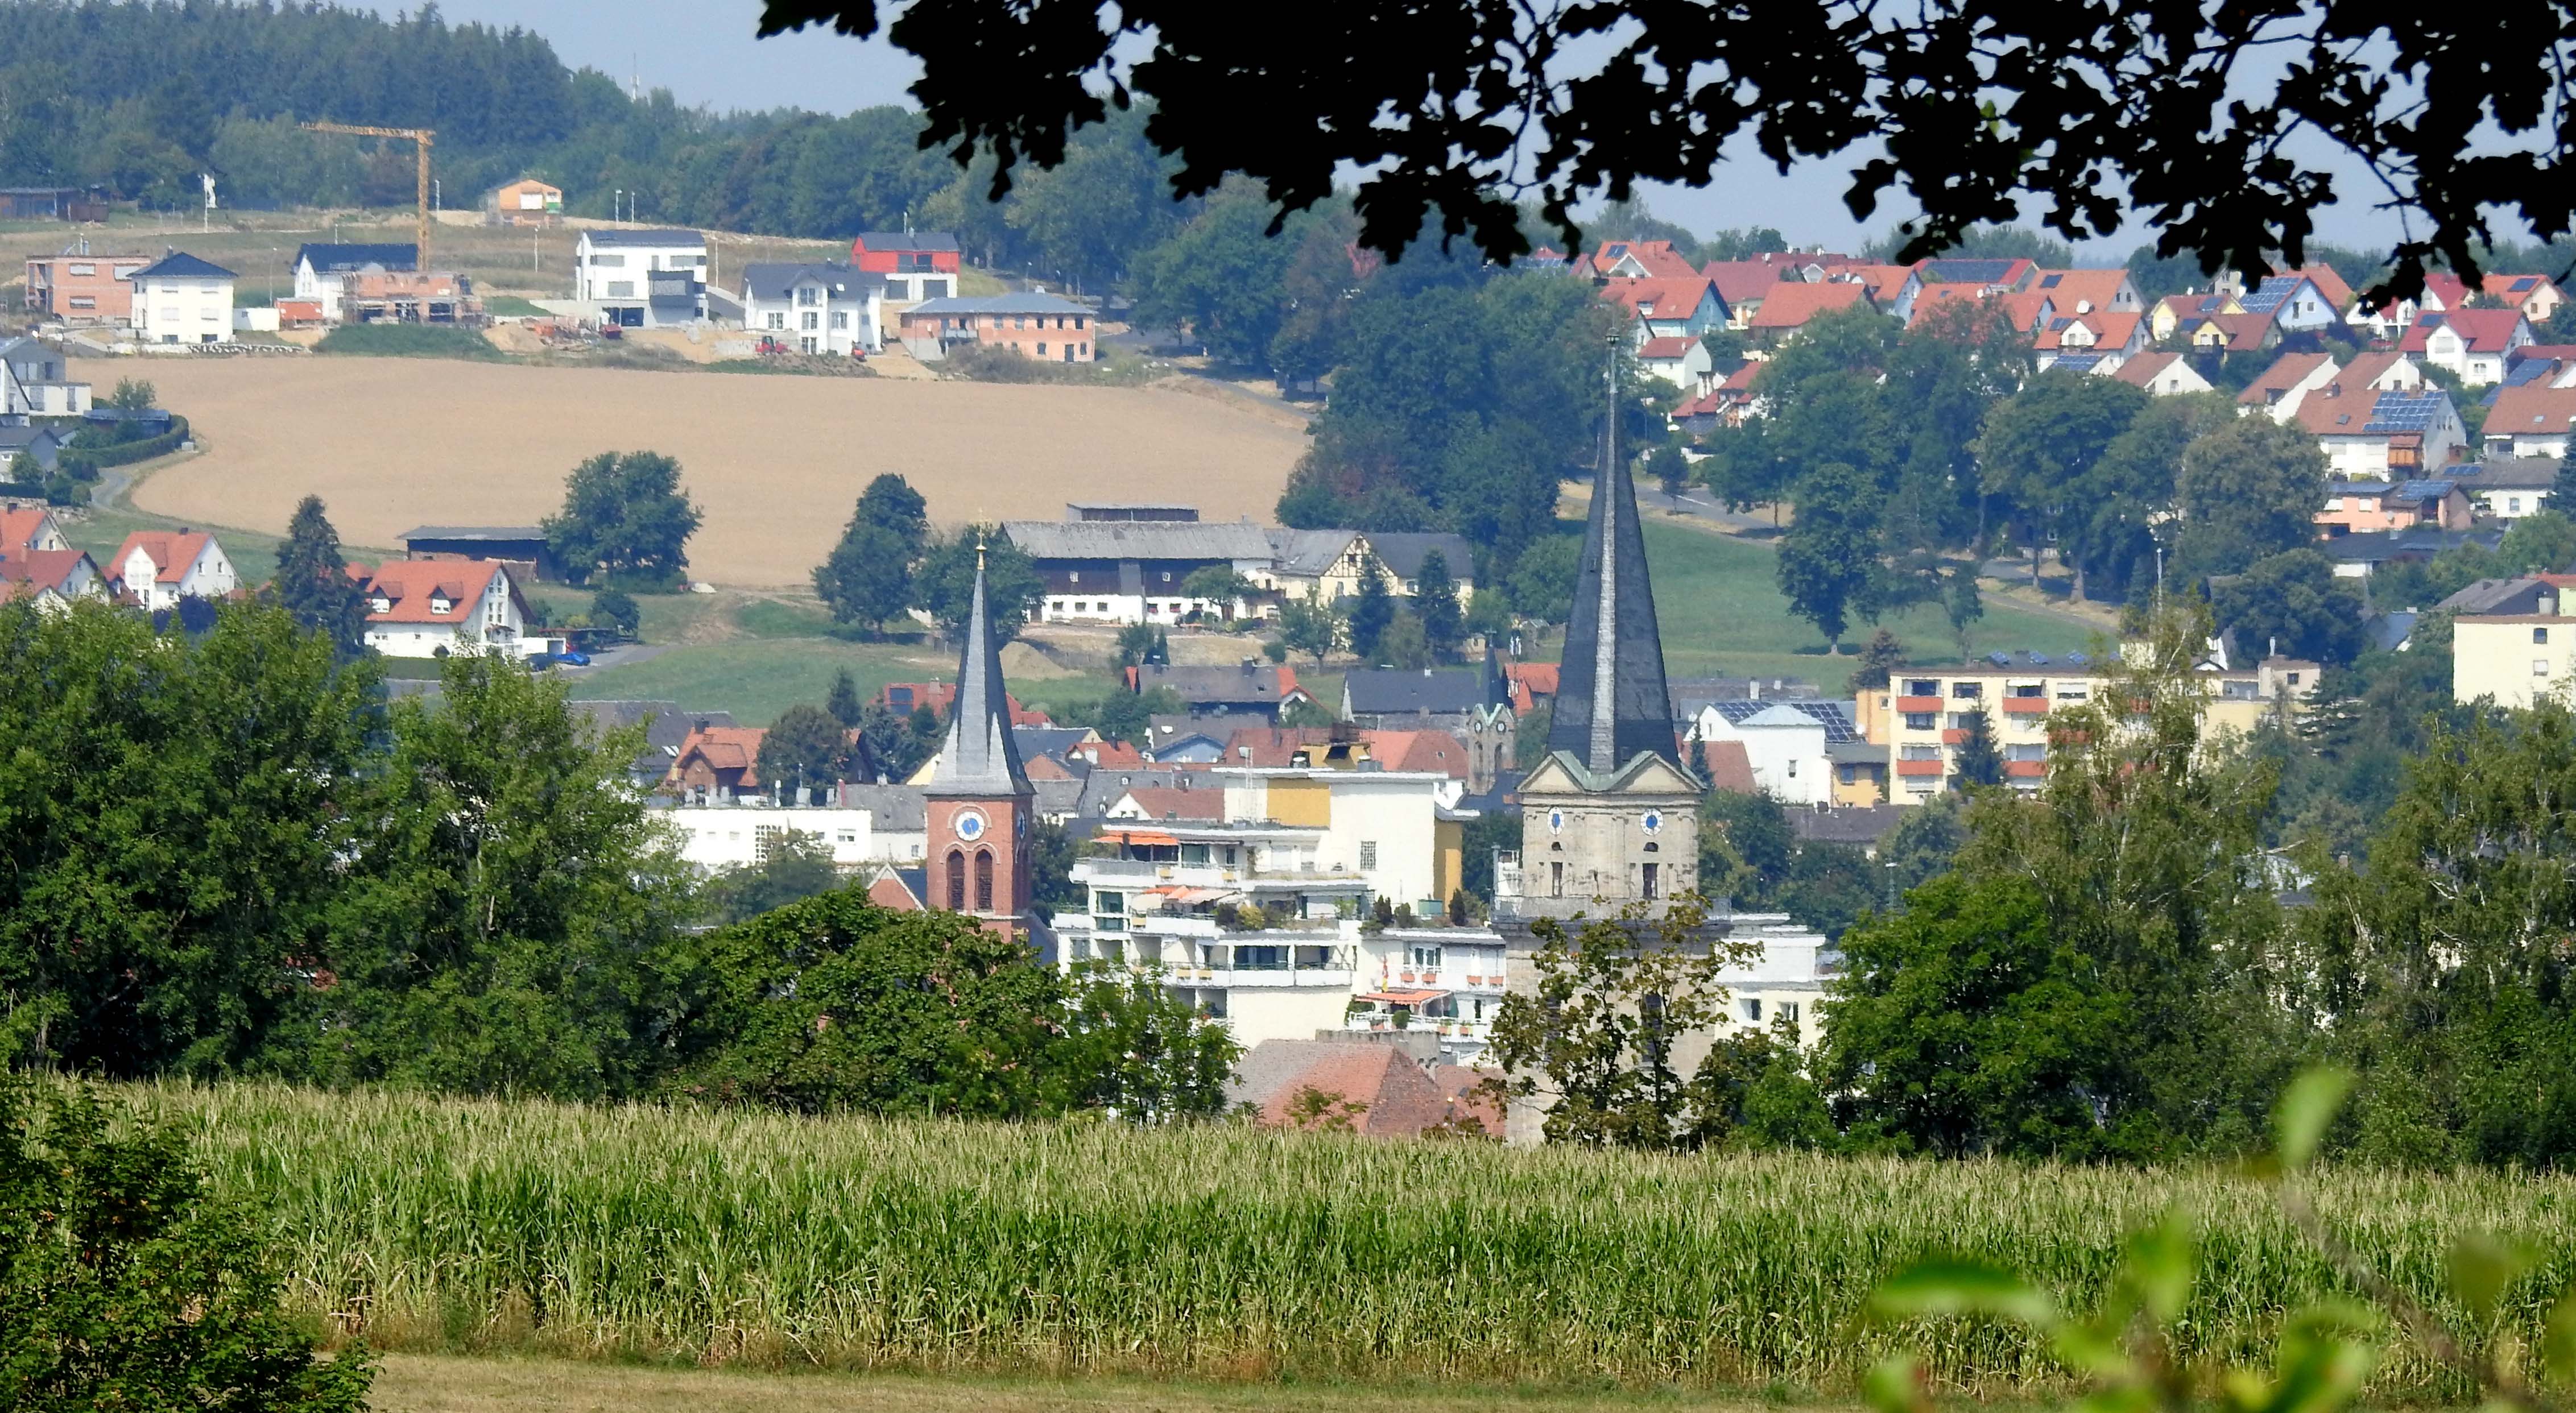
147, 1083, 2574, 1396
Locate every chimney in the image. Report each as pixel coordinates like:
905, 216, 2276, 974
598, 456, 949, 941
1241, 658, 1256, 675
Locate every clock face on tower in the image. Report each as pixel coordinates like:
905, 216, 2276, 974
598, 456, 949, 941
1642, 810, 1662, 835
953, 808, 989, 843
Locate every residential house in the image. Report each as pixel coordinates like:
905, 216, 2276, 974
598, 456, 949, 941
2235, 273, 2341, 331
290, 243, 417, 323
0, 507, 71, 557
2180, 309, 2283, 355
1227, 1037, 1500, 1137
573, 229, 709, 328
2148, 292, 2240, 342
1004, 517, 1275, 623
2453, 457, 2559, 520
1636, 334, 1714, 390
1827, 263, 1923, 321
877, 679, 1052, 727
2315, 479, 2475, 536
0, 422, 66, 479
2034, 309, 2147, 370
656, 788, 929, 872
1856, 654, 2318, 802
847, 231, 962, 303
487, 177, 563, 226
898, 293, 1094, 363
106, 529, 236, 610
2107, 351, 2215, 396
2349, 270, 2470, 340
2322, 526, 2502, 579
1905, 283, 2044, 334
0, 547, 102, 609
1746, 281, 1872, 345
399, 525, 561, 583
1684, 698, 1865, 806
1668, 370, 1760, 435
1342, 668, 1492, 730
2451, 577, 2576, 707
2480, 382, 2576, 459
1588, 239, 1703, 280
338, 268, 479, 325
1701, 259, 1790, 326
1365, 532, 1479, 600
2294, 384, 2468, 479
2029, 268, 2144, 314
350, 559, 532, 658
2482, 274, 2564, 324
1127, 662, 1313, 721
739, 262, 885, 354
1912, 256, 2037, 292
665, 723, 767, 803
0, 338, 88, 416
2400, 309, 2532, 385
23, 250, 148, 324
1263, 528, 1478, 606
565, 699, 739, 790
2236, 351, 2339, 421
129, 252, 235, 345
1599, 277, 1729, 344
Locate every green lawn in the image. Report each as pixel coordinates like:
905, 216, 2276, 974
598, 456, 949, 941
1639, 515, 2100, 688
572, 636, 1118, 726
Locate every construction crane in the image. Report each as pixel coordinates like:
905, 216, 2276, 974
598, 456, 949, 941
300, 122, 436, 267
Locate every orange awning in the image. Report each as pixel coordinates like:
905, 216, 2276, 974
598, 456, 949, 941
1101, 829, 1179, 847
1357, 989, 1448, 1005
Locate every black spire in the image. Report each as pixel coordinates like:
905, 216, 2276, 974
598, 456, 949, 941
1546, 351, 1678, 776
926, 541, 1030, 797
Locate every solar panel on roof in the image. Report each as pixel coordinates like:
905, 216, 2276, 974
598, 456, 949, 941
2068, 652, 2091, 666
2026, 651, 2051, 665
1987, 651, 2012, 666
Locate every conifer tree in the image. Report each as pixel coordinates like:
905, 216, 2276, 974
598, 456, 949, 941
274, 495, 366, 655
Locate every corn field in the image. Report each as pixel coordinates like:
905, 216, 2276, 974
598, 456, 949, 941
142, 1083, 2576, 1396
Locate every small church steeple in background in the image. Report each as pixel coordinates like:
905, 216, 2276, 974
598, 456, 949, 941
924, 538, 1036, 938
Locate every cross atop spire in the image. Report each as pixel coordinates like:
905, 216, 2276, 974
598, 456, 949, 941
927, 548, 1029, 797
1545, 351, 1680, 778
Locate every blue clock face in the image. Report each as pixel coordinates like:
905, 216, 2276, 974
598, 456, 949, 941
955, 810, 986, 842
1548, 809, 1565, 834
1642, 810, 1663, 835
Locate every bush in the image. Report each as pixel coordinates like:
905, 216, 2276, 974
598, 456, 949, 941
313, 324, 507, 362
1, 1078, 374, 1411
59, 416, 190, 475
940, 341, 1147, 386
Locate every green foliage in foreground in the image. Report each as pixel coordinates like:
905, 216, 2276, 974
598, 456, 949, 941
144, 1080, 2576, 1393
3, 1079, 373, 1411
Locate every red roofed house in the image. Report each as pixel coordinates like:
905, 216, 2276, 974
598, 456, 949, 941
2290, 264, 2355, 313
2351, 270, 2469, 339
2109, 351, 2215, 396
0, 548, 102, 608
1635, 333, 1714, 390
2483, 274, 2564, 324
2035, 309, 2147, 370
1746, 281, 1874, 345
1361, 729, 1470, 779
1103, 782, 1226, 823
0, 507, 69, 558
2400, 309, 2533, 386
350, 559, 531, 658
1700, 259, 1790, 324
1227, 1038, 1503, 1138
2029, 268, 2144, 315
2236, 351, 2340, 421
2149, 291, 2239, 341
846, 231, 961, 303
1588, 239, 1701, 280
107, 529, 236, 611
1598, 277, 1728, 344
1503, 661, 1558, 714
1826, 263, 1924, 320
2294, 383, 2469, 479
875, 680, 1052, 728
665, 724, 767, 803
2483, 382, 2576, 459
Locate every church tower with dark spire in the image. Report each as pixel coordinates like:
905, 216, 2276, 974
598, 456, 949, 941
1514, 354, 1703, 917
925, 543, 1036, 937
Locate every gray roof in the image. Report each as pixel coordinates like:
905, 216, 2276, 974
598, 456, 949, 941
907, 292, 1090, 318
2457, 457, 2560, 491
926, 557, 1031, 798
1072, 766, 1194, 819
1363, 532, 1476, 582
1702, 698, 1863, 742
293, 243, 416, 274
854, 231, 961, 253
1267, 528, 1359, 577
1130, 662, 1304, 707
1789, 804, 1903, 847
2439, 577, 2558, 615
565, 700, 735, 776
2366, 610, 2419, 654
132, 251, 234, 280
1344, 668, 1488, 718
838, 782, 927, 831
2321, 527, 2502, 564
1669, 677, 1823, 712
1002, 519, 1274, 563
1014, 725, 1095, 763
739, 261, 883, 303
582, 228, 705, 248
402, 525, 545, 544
0, 424, 63, 471
1549, 462, 1681, 774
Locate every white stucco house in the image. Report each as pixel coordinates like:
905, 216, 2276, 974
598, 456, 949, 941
1687, 699, 1839, 806
107, 529, 237, 609
129, 251, 235, 346
573, 229, 709, 328
0, 337, 90, 415
290, 242, 417, 323
738, 262, 886, 354
353, 559, 531, 658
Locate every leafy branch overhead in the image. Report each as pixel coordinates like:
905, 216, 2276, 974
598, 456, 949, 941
758, 0, 2576, 300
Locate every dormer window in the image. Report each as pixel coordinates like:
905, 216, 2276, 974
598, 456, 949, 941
429, 595, 453, 615
371, 595, 391, 614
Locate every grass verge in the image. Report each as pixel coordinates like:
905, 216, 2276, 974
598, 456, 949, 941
313, 324, 511, 361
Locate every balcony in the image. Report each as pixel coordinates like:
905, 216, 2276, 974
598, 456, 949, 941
1895, 695, 1944, 712
1895, 758, 1947, 778
2005, 760, 2046, 778
2002, 697, 2050, 716
1940, 728, 1969, 745
1079, 856, 1163, 880
1199, 967, 1354, 989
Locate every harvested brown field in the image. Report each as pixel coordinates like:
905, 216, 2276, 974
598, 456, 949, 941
109, 356, 1309, 588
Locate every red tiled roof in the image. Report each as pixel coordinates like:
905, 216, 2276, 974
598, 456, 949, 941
877, 681, 1051, 728
2207, 310, 2279, 351
2109, 351, 2196, 388
1220, 726, 1338, 768
0, 548, 94, 595
0, 508, 59, 558
2338, 350, 2418, 391
2236, 351, 2333, 405
1250, 1045, 1457, 1137
1694, 738, 1758, 793
1700, 258, 1792, 305
2485, 383, 2576, 438
1831, 263, 1915, 302
668, 725, 767, 786
2035, 310, 2141, 351
352, 559, 507, 624
1636, 335, 1697, 360
1362, 728, 1469, 778
1113, 785, 1223, 822
2483, 272, 2560, 308
1066, 739, 1146, 768
2292, 265, 2355, 310
2421, 272, 2471, 310
2399, 308, 2528, 354
109, 530, 214, 586
1747, 281, 1871, 330
1598, 276, 1720, 324
2029, 268, 2133, 312
1590, 239, 1701, 279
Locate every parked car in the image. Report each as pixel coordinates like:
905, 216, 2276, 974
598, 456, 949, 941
526, 649, 592, 670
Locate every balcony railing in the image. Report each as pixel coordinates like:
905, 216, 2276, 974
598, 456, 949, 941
1185, 967, 1355, 989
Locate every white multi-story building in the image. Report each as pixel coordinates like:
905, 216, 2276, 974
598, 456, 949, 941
573, 229, 709, 328
658, 794, 928, 873
352, 559, 531, 658
0, 337, 90, 415
107, 529, 237, 610
738, 262, 885, 354
129, 251, 235, 346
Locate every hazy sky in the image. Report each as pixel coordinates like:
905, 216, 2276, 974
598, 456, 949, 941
368, 0, 2432, 262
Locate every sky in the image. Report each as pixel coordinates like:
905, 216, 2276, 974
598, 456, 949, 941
365, 0, 2438, 264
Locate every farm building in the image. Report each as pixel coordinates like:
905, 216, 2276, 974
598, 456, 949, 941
400, 525, 561, 583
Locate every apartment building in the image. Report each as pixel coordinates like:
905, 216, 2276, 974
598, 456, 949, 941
1856, 653, 2319, 802
23, 250, 148, 323
2451, 577, 2576, 708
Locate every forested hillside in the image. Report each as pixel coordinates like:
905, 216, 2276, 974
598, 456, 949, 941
0, 0, 1180, 288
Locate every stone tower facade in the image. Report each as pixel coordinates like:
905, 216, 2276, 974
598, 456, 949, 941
924, 548, 1036, 938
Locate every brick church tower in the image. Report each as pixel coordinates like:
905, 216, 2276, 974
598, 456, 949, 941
924, 545, 1036, 938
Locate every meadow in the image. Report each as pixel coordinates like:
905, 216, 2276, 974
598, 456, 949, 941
152, 1083, 2576, 1400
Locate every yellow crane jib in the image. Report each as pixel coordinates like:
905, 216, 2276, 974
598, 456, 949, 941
299, 122, 437, 268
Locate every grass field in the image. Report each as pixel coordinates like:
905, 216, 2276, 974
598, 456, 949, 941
110, 356, 1309, 588
147, 1082, 2573, 1400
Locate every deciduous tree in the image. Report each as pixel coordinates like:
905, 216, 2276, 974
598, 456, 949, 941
543, 450, 702, 589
